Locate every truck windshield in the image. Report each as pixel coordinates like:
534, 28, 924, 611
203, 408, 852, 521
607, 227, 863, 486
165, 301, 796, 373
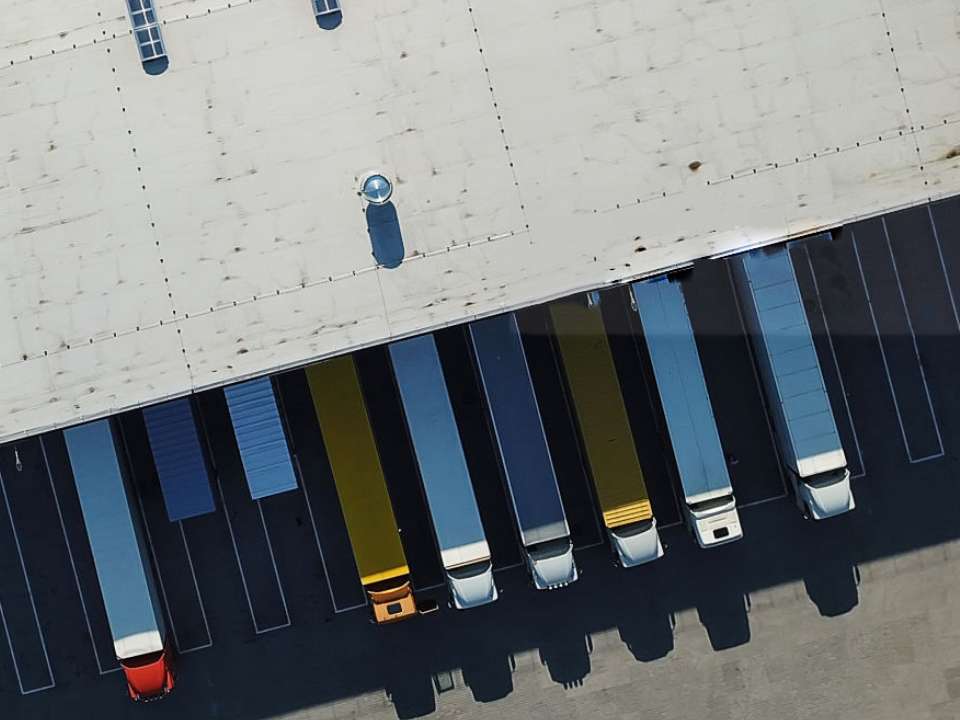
804, 468, 849, 489
528, 538, 572, 561
611, 518, 655, 538
688, 494, 734, 513
447, 560, 492, 580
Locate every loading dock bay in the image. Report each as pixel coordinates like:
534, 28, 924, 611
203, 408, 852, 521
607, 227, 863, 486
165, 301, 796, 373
2, 198, 960, 710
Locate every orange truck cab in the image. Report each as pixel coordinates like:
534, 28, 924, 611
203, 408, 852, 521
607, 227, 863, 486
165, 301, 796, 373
368, 578, 417, 624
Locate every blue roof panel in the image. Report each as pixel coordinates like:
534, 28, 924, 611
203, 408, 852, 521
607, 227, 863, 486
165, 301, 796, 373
142, 399, 215, 521
223, 378, 298, 500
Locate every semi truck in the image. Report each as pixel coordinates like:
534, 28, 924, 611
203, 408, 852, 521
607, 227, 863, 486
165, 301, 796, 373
389, 334, 498, 609
306, 355, 418, 623
63, 419, 174, 701
142, 398, 216, 522
731, 246, 855, 519
632, 277, 743, 547
468, 313, 578, 590
548, 298, 664, 566
223, 377, 299, 500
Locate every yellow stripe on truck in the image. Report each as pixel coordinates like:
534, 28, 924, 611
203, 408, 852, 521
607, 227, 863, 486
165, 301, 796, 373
305, 356, 409, 588
549, 302, 654, 529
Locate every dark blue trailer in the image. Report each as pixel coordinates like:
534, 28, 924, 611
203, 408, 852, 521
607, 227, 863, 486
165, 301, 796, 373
468, 313, 577, 590
223, 377, 298, 500
142, 398, 216, 522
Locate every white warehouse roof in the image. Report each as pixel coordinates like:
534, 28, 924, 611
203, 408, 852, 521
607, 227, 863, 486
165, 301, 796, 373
1, 0, 959, 443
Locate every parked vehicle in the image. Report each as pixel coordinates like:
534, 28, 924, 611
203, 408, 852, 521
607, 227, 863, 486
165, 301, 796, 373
632, 277, 743, 547
142, 398, 216, 522
63, 419, 174, 701
469, 313, 578, 590
306, 355, 418, 622
549, 297, 663, 566
731, 246, 855, 519
223, 377, 298, 499
389, 334, 497, 609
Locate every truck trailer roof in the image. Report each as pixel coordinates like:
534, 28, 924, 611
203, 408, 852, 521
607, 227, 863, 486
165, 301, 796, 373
388, 334, 490, 570
306, 356, 409, 586
631, 278, 733, 504
548, 300, 654, 528
733, 246, 847, 477
63, 420, 165, 661
469, 314, 570, 547
2, 0, 957, 445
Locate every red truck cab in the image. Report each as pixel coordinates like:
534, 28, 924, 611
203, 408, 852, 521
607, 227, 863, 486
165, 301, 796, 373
122, 648, 175, 702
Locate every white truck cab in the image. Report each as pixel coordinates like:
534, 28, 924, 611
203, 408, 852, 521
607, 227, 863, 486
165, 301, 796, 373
527, 538, 578, 590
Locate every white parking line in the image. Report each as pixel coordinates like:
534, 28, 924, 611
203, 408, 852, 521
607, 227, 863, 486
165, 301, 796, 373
738, 492, 788, 510
724, 262, 790, 496
212, 473, 261, 633
254, 500, 292, 634
415, 581, 448, 593
657, 520, 684, 531
801, 245, 867, 480
882, 217, 945, 462
926, 204, 960, 334
493, 561, 524, 574
333, 600, 370, 615
197, 405, 291, 635
572, 540, 605, 552
0, 465, 55, 695
852, 226, 943, 464
38, 436, 116, 676
176, 522, 213, 653
293, 456, 364, 614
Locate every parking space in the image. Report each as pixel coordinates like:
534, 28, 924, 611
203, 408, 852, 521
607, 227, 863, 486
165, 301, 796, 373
790, 244, 867, 479
194, 391, 291, 634
682, 260, 787, 506
517, 306, 606, 549
850, 218, 944, 463
0, 444, 54, 695
116, 413, 212, 654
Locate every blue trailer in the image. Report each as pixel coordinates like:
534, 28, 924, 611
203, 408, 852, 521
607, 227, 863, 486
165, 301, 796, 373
468, 313, 577, 590
142, 398, 216, 522
731, 245, 854, 519
223, 377, 298, 500
388, 334, 497, 609
632, 277, 743, 547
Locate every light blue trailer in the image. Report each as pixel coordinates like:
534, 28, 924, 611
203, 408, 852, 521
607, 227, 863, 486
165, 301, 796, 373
223, 378, 298, 500
142, 398, 215, 522
63, 419, 173, 698
632, 277, 743, 547
389, 334, 497, 609
468, 313, 577, 590
731, 245, 854, 519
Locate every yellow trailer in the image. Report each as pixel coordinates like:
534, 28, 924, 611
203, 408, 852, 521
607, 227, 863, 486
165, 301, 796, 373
549, 298, 664, 566
305, 355, 417, 623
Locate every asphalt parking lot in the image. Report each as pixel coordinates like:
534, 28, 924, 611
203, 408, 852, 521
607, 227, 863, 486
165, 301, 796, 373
3, 197, 960, 719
